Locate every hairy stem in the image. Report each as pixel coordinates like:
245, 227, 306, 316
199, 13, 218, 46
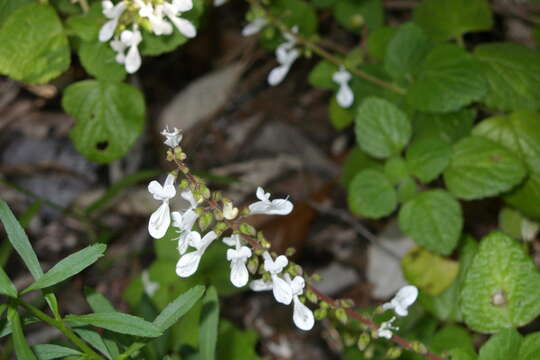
173, 158, 445, 360
14, 299, 105, 360
245, 0, 406, 95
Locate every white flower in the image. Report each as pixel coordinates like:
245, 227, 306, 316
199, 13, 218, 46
142, 270, 159, 296
262, 252, 293, 305
140, 3, 174, 36
99, 1, 127, 42
181, 189, 199, 209
332, 66, 354, 108
223, 202, 239, 220
161, 126, 183, 148
148, 174, 176, 239
382, 285, 418, 317
171, 209, 199, 254
242, 17, 268, 37
120, 26, 143, 73
176, 231, 218, 277
377, 317, 397, 339
285, 274, 314, 331
248, 187, 293, 216
268, 28, 300, 86
110, 38, 127, 64
214, 0, 227, 6
222, 234, 240, 247
226, 236, 252, 287
162, 1, 197, 38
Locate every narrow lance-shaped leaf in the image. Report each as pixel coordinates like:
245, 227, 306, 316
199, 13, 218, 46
66, 312, 162, 338
153, 285, 205, 332
32, 344, 82, 360
0, 266, 17, 297
8, 306, 37, 360
24, 244, 106, 293
199, 286, 219, 360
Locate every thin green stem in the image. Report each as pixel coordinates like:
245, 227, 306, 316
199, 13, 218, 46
14, 299, 105, 360
246, 0, 406, 95
114, 342, 146, 360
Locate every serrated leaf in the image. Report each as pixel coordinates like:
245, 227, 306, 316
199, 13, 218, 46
450, 348, 478, 360
347, 169, 397, 219
65, 2, 102, 41
478, 328, 522, 360
519, 332, 540, 360
62, 80, 145, 163
430, 325, 475, 355
473, 110, 540, 174
24, 244, 106, 292
355, 97, 411, 159
33, 344, 81, 360
406, 138, 452, 183
413, 109, 476, 144
444, 136, 527, 200
78, 40, 126, 82
399, 190, 463, 255
341, 147, 382, 187
474, 43, 540, 111
384, 22, 431, 81
413, 0, 493, 42
402, 246, 459, 296
397, 176, 418, 203
505, 174, 540, 220
8, 306, 37, 360
0, 267, 16, 297
153, 285, 205, 332
367, 26, 397, 61
334, 0, 383, 31
199, 286, 219, 360
0, 0, 33, 24
0, 3, 70, 83
407, 44, 487, 113
350, 63, 403, 105
66, 312, 162, 337
461, 232, 540, 333
384, 156, 409, 185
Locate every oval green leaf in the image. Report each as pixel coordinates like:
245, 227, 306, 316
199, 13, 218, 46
406, 138, 452, 183
347, 169, 397, 219
398, 190, 463, 255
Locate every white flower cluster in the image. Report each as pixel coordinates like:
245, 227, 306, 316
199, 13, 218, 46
332, 66, 354, 108
377, 285, 418, 339
99, 0, 197, 74
147, 128, 313, 330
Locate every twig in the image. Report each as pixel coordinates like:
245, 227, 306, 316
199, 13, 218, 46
245, 0, 406, 95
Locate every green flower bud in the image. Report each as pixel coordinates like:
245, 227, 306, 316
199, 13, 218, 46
357, 332, 370, 351
239, 223, 256, 237
334, 308, 348, 325
305, 289, 318, 304
385, 347, 402, 359
198, 212, 213, 232
314, 308, 327, 320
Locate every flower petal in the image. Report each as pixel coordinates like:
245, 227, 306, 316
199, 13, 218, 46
256, 187, 268, 201
148, 180, 164, 198
273, 255, 288, 272
336, 84, 354, 108
293, 297, 315, 331
99, 19, 118, 42
172, 0, 193, 12
272, 275, 293, 305
269, 199, 293, 215
148, 202, 171, 239
125, 45, 142, 74
230, 261, 249, 287
250, 279, 273, 292
176, 251, 202, 277
290, 276, 305, 296
222, 234, 238, 247
268, 64, 290, 86
169, 16, 197, 38
248, 201, 270, 215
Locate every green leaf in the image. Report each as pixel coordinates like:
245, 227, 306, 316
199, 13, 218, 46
430, 325, 475, 355
474, 43, 540, 111
350, 63, 403, 105
153, 285, 205, 332
461, 232, 540, 333
505, 174, 540, 220
24, 244, 106, 292
450, 348, 478, 360
499, 207, 539, 241
0, 267, 16, 297
341, 147, 382, 188
519, 332, 540, 360
84, 288, 116, 313
444, 136, 527, 200
8, 306, 37, 360
308, 60, 339, 90
33, 344, 81, 360
199, 286, 219, 360
413, 0, 493, 42
65, 2, 102, 41
383, 156, 409, 185
66, 312, 162, 337
384, 22, 431, 81
478, 328, 523, 360
355, 97, 411, 159
329, 97, 354, 130
399, 190, 463, 255
413, 109, 476, 144
0, 0, 33, 25
216, 320, 260, 360
62, 80, 146, 164
367, 26, 397, 61
397, 176, 418, 203
407, 44, 487, 113
402, 246, 460, 296
347, 169, 397, 219
473, 110, 540, 174
406, 138, 452, 183
0, 3, 70, 83
73, 327, 112, 359
269, 0, 318, 37
78, 40, 126, 82
334, 0, 383, 31
0, 200, 43, 279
